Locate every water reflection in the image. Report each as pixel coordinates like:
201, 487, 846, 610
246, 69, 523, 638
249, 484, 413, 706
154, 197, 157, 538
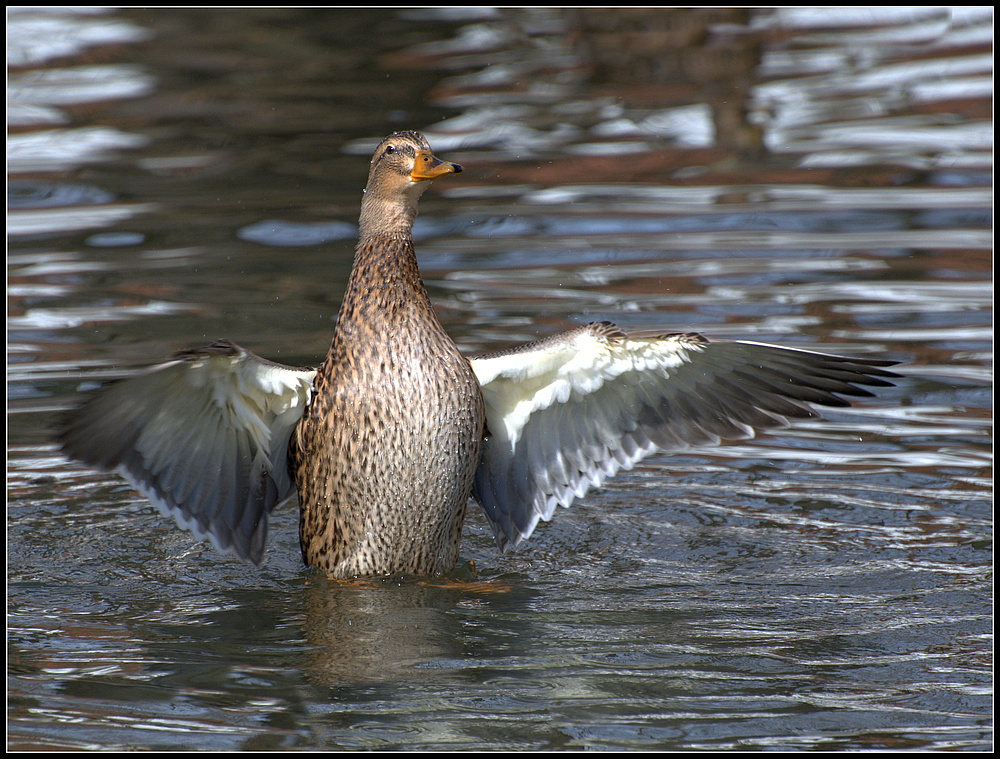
7, 8, 152, 69
300, 573, 535, 688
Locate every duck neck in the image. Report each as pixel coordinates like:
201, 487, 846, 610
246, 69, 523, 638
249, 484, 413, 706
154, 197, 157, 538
348, 180, 433, 304
357, 178, 425, 242
358, 196, 418, 241
329, 182, 441, 352
334, 229, 435, 339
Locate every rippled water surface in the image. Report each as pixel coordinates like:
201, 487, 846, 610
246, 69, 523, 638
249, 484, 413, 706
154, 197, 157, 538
7, 7, 993, 750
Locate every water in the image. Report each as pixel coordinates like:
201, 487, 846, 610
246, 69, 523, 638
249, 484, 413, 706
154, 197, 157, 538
7, 7, 992, 750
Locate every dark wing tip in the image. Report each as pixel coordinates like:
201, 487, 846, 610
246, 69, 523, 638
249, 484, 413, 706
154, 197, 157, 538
172, 338, 242, 360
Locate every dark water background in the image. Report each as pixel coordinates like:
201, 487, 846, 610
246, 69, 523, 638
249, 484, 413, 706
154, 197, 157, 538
7, 7, 992, 750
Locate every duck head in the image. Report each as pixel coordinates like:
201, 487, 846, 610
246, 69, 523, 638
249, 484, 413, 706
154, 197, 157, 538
359, 131, 462, 239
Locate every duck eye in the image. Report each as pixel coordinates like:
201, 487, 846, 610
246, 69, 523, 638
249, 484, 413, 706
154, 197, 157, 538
384, 145, 395, 155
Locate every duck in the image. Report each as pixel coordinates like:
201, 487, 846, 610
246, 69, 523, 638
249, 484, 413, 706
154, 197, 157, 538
58, 130, 899, 579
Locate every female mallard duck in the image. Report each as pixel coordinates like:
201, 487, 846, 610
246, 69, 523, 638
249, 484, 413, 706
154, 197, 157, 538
59, 131, 898, 579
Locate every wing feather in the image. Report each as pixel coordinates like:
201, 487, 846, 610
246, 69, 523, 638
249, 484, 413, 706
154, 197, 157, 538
58, 339, 316, 565
470, 322, 898, 551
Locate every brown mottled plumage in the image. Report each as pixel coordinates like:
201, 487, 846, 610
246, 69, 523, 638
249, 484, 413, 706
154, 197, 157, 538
291, 132, 484, 577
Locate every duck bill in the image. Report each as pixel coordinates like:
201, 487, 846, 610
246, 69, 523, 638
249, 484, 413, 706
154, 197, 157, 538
410, 150, 463, 181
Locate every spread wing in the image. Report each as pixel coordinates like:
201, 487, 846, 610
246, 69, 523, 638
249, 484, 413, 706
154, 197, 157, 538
469, 321, 898, 551
57, 339, 316, 565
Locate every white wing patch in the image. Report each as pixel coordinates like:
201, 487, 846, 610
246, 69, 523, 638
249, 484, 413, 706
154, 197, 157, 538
472, 329, 696, 452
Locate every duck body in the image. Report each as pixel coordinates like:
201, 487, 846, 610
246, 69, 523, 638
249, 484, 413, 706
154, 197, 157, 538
57, 131, 900, 579
293, 165, 484, 576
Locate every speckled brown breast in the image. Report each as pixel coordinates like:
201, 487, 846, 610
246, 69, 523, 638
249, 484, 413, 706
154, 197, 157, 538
290, 233, 485, 578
